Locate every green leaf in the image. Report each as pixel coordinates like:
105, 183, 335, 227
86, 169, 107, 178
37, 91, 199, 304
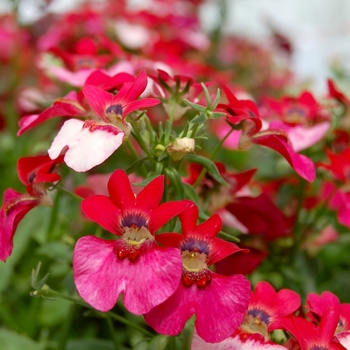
67, 339, 116, 350
165, 167, 185, 199
185, 154, 228, 186
183, 99, 207, 113
211, 88, 221, 109
210, 112, 226, 119
191, 113, 207, 124
183, 183, 200, 205
125, 157, 148, 174
134, 174, 159, 187
0, 328, 44, 350
147, 335, 169, 350
201, 82, 212, 106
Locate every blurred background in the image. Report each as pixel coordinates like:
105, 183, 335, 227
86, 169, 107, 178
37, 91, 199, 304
1, 0, 350, 94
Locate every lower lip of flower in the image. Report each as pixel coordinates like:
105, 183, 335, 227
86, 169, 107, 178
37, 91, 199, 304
181, 249, 211, 288
114, 225, 154, 263
182, 268, 212, 289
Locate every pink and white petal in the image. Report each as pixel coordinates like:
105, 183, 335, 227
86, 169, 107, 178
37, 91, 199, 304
49, 119, 124, 172
108, 170, 136, 209
73, 236, 121, 312
191, 330, 287, 350
48, 119, 85, 159
194, 273, 251, 343
81, 195, 121, 235
252, 134, 316, 182
121, 243, 182, 314
337, 332, 350, 349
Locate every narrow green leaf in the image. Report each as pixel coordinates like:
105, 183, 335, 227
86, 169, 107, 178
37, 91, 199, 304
164, 167, 185, 199
191, 113, 208, 124
211, 87, 221, 109
125, 157, 148, 174
201, 82, 212, 106
183, 99, 207, 113
185, 154, 228, 186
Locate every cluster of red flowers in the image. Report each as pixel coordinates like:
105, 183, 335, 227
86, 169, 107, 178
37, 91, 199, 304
1, 0, 350, 349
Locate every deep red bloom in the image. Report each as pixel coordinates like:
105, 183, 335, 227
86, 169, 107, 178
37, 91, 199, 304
307, 291, 350, 348
144, 202, 251, 343
73, 169, 188, 314
0, 155, 62, 262
279, 306, 346, 350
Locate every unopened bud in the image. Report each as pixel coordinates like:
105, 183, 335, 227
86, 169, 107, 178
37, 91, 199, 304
168, 137, 195, 161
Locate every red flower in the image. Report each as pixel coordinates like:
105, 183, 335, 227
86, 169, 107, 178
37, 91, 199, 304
73, 169, 188, 314
0, 155, 62, 261
144, 202, 251, 343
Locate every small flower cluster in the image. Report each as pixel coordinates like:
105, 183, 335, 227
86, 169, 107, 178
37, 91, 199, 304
1, 0, 350, 349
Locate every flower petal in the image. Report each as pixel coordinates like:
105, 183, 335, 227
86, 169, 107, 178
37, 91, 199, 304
73, 236, 122, 312
108, 169, 136, 209
0, 189, 39, 261
48, 119, 124, 172
150, 200, 189, 233
145, 272, 250, 343
82, 85, 114, 121
252, 133, 315, 182
81, 195, 121, 235
135, 175, 164, 210
121, 242, 182, 314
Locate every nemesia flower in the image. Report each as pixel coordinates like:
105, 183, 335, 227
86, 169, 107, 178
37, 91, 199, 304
217, 86, 316, 182
191, 329, 287, 350
48, 70, 160, 172
0, 155, 62, 262
144, 202, 251, 343
279, 305, 346, 350
306, 291, 350, 348
73, 169, 188, 314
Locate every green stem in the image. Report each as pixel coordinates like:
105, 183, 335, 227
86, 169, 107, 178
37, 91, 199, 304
57, 304, 76, 350
55, 186, 82, 201
105, 314, 120, 350
47, 190, 62, 237
45, 288, 154, 337
126, 138, 140, 160
193, 128, 234, 188
129, 119, 155, 163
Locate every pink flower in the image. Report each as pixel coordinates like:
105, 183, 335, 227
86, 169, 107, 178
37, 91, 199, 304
73, 169, 188, 314
217, 86, 316, 182
144, 202, 251, 343
48, 70, 160, 171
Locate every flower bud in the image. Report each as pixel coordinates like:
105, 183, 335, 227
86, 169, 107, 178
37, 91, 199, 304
168, 137, 195, 161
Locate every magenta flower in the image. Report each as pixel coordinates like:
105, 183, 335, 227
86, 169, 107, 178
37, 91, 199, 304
144, 202, 251, 343
73, 169, 188, 314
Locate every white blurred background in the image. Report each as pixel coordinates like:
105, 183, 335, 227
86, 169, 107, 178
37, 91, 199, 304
1, 0, 350, 94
